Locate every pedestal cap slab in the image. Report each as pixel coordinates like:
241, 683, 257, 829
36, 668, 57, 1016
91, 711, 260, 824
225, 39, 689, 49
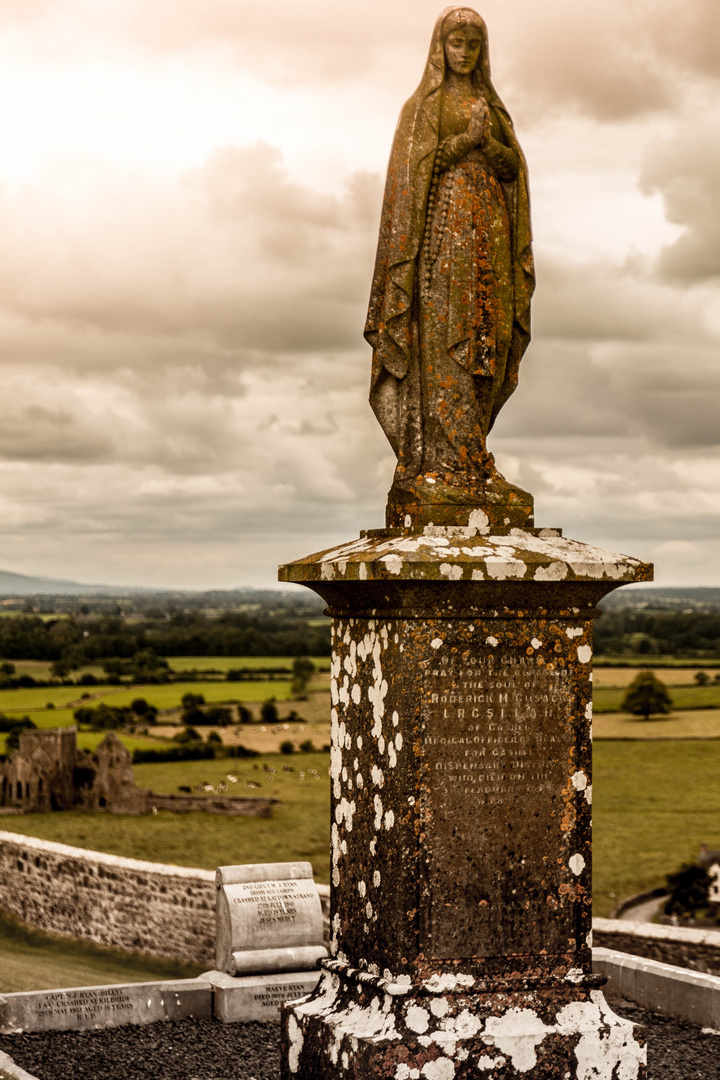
279, 527, 652, 589
280, 527, 652, 617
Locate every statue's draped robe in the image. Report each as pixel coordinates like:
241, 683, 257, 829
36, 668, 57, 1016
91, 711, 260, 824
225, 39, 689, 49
365, 7, 535, 492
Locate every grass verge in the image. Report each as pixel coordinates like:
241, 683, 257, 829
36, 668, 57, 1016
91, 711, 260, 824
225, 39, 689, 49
0, 910, 203, 995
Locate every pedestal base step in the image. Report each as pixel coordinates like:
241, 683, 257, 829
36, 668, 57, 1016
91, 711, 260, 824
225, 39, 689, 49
281, 969, 647, 1078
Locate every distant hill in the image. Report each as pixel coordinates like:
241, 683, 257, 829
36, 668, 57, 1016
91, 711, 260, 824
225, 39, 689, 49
600, 587, 720, 613
0, 569, 125, 597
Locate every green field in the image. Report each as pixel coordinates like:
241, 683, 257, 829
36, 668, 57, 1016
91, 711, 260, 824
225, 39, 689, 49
593, 666, 720, 687
1, 662, 719, 977
0, 679, 310, 717
167, 655, 330, 673
593, 683, 720, 714
593, 740, 720, 916
0, 670, 324, 718
1, 739, 718, 989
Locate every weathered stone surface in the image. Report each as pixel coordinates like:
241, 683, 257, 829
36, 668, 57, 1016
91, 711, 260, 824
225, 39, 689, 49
0, 980, 212, 1034
203, 970, 321, 1023
282, 972, 645, 1078
278, 525, 652, 589
279, 528, 650, 1077
365, 9, 535, 530
215, 862, 327, 976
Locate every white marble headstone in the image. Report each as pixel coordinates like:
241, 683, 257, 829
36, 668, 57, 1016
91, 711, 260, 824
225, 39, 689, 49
215, 861, 327, 976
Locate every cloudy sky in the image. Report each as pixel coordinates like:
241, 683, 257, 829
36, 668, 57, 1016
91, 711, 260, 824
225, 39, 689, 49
0, 0, 717, 589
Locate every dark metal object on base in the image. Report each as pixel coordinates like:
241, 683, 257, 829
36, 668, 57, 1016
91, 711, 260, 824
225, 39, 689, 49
279, 527, 651, 1078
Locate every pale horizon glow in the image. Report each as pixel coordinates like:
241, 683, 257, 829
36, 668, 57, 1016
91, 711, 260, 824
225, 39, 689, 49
0, 0, 717, 590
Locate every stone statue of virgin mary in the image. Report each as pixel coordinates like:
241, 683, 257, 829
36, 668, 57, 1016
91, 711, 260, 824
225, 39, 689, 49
365, 7, 535, 529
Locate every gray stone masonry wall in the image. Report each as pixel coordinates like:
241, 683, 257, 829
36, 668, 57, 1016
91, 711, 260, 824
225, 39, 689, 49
593, 917, 720, 978
0, 831, 217, 965
0, 832, 330, 966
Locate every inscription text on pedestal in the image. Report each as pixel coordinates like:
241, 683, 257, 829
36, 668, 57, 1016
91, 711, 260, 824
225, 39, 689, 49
422, 644, 575, 959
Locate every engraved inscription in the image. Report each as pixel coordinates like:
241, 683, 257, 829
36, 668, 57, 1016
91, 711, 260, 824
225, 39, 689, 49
231, 880, 317, 928
253, 982, 308, 1010
35, 987, 134, 1023
423, 647, 575, 959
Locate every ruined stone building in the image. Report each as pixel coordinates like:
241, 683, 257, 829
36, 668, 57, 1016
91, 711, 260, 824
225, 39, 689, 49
0, 728, 275, 817
0, 728, 147, 814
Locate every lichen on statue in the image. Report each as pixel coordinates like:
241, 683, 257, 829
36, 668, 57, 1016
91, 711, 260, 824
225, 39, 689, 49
365, 6, 536, 529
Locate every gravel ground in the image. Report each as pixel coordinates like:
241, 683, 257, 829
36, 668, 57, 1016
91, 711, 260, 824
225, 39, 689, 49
0, 1020, 280, 1080
0, 998, 718, 1079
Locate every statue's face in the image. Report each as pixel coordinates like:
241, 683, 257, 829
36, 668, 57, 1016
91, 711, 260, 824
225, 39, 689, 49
443, 24, 483, 76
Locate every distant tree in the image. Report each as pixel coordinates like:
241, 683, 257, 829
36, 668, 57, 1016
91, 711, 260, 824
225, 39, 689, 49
181, 692, 205, 710
51, 660, 70, 678
131, 698, 151, 716
299, 739, 315, 752
664, 863, 711, 919
260, 700, 279, 725
0, 662, 15, 675
5, 717, 37, 751
695, 671, 710, 686
174, 727, 201, 743
621, 670, 672, 721
102, 658, 125, 676
280, 740, 294, 755
237, 705, 252, 724
291, 656, 315, 697
182, 707, 206, 728
207, 731, 223, 745
203, 706, 233, 727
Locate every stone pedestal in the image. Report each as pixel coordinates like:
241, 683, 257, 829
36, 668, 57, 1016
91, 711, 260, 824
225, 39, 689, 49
279, 526, 652, 1079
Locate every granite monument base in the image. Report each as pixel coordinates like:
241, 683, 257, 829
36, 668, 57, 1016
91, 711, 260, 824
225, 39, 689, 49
282, 966, 645, 1078
279, 526, 651, 1079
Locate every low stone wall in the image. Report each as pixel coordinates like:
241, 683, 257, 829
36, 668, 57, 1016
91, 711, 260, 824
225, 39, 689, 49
593, 916, 720, 978
0, 831, 216, 965
0, 832, 331, 967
